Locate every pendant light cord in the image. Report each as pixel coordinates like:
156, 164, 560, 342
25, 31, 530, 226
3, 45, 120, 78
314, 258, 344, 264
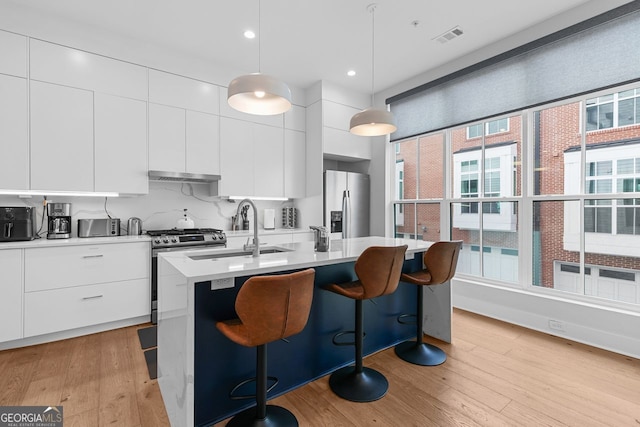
258, 0, 262, 73
370, 4, 376, 106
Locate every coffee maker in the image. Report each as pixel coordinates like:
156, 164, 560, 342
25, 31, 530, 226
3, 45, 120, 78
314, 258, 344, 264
47, 203, 72, 239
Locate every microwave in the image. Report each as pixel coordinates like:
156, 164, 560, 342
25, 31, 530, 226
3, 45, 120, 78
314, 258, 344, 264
0, 207, 37, 241
78, 218, 121, 238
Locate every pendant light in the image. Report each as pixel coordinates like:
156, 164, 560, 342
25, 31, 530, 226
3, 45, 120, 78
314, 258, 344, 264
227, 0, 292, 115
350, 3, 397, 136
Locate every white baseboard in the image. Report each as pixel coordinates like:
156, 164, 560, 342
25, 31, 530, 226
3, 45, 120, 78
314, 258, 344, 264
0, 316, 150, 351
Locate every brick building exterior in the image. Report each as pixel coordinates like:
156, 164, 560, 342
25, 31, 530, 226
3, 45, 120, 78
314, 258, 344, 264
395, 96, 640, 293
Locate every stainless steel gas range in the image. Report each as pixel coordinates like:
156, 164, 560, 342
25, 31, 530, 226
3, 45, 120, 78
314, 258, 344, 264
148, 228, 227, 323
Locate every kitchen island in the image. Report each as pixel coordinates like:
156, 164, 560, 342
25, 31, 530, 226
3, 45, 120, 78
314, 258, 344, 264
157, 236, 435, 427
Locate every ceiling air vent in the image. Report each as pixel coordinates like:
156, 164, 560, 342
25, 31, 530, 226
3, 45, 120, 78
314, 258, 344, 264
434, 26, 464, 44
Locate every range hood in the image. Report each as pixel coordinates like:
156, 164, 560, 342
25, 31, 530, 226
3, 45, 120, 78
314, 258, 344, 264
148, 170, 221, 184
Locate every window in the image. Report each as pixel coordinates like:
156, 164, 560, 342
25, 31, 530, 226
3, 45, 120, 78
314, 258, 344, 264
460, 160, 478, 213
483, 157, 501, 213
466, 118, 510, 139
582, 152, 640, 235
586, 86, 640, 131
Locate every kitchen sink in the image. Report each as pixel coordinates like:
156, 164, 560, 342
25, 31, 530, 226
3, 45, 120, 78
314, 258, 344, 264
188, 246, 293, 260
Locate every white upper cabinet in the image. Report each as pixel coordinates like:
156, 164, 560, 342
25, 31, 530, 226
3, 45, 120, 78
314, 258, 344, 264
0, 249, 23, 343
284, 105, 305, 132
149, 70, 219, 114
0, 74, 28, 190
95, 93, 148, 194
0, 30, 27, 78
254, 123, 284, 198
321, 100, 371, 161
220, 117, 254, 196
30, 81, 94, 192
219, 118, 284, 198
186, 110, 220, 175
149, 103, 186, 172
29, 39, 147, 100
284, 129, 306, 198
323, 100, 359, 131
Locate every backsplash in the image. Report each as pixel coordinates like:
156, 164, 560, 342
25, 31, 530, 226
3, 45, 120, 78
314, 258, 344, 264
0, 182, 301, 237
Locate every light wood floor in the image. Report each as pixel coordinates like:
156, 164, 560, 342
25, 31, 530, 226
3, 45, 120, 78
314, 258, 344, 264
1, 309, 638, 426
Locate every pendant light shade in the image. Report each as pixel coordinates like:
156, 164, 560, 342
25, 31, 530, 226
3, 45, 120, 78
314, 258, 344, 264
350, 3, 396, 137
227, 0, 292, 116
349, 107, 397, 136
227, 73, 292, 115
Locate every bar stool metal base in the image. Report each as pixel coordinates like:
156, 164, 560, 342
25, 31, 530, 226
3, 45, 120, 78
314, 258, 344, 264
328, 366, 389, 402
226, 404, 298, 427
394, 340, 446, 366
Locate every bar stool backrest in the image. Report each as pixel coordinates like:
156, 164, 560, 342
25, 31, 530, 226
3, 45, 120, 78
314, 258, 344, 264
355, 245, 408, 299
233, 268, 315, 347
423, 241, 463, 285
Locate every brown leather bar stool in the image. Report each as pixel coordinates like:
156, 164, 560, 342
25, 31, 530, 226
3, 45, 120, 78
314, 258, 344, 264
216, 268, 315, 427
395, 241, 462, 366
323, 245, 407, 402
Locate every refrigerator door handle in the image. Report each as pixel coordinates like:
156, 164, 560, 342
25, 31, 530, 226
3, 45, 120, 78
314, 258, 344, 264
342, 190, 350, 239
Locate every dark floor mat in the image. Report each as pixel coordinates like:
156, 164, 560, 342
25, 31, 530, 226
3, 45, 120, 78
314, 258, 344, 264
137, 326, 157, 350
144, 348, 157, 380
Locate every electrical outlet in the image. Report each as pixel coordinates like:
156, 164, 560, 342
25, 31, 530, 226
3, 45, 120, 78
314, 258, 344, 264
548, 319, 565, 332
211, 277, 234, 290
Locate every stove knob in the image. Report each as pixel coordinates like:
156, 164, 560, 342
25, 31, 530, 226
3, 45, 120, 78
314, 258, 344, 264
162, 238, 169, 243
171, 238, 177, 243
211, 235, 217, 240
154, 239, 161, 244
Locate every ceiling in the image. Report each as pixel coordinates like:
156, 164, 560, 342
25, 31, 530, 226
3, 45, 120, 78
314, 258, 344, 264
2, 0, 630, 94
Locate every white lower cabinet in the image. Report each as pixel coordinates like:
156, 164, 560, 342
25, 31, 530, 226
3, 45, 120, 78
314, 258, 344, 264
24, 279, 148, 337
23, 242, 150, 338
25, 243, 148, 292
0, 249, 23, 343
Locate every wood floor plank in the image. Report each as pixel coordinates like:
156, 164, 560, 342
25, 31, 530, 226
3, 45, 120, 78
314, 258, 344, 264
0, 345, 43, 405
464, 345, 637, 426
1, 310, 638, 426
128, 325, 170, 427
59, 333, 101, 418
97, 327, 142, 427
20, 339, 72, 407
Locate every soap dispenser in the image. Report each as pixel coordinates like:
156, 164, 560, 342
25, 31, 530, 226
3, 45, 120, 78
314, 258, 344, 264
176, 209, 195, 229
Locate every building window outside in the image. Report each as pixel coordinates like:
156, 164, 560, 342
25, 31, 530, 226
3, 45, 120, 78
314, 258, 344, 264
577, 152, 640, 235
393, 83, 640, 309
460, 160, 478, 213
586, 86, 640, 131
467, 118, 509, 139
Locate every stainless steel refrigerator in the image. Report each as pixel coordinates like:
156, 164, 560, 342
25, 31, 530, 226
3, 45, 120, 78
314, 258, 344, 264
324, 170, 370, 239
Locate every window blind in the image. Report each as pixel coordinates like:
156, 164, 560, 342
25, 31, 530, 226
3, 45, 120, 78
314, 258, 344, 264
388, 2, 640, 141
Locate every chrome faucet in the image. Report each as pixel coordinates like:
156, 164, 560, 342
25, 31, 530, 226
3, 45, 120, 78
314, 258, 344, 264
236, 198, 260, 257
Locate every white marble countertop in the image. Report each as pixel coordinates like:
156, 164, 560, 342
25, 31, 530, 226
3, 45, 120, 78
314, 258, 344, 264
158, 236, 431, 285
0, 234, 151, 249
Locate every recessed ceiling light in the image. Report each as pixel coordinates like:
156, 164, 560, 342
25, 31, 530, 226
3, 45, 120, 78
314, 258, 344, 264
347, 70, 356, 77
244, 30, 256, 39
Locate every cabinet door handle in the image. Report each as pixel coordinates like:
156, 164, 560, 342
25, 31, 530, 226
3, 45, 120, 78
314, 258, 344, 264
82, 295, 104, 301
82, 254, 104, 259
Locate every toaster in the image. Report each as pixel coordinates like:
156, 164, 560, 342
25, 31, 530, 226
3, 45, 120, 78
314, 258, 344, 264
78, 218, 121, 238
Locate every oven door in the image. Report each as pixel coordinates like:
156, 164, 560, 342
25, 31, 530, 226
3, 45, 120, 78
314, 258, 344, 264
151, 244, 225, 324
